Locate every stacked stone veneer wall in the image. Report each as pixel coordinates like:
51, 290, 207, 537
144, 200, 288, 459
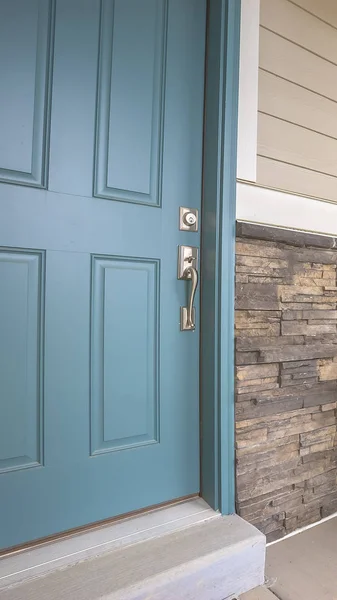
235, 222, 337, 542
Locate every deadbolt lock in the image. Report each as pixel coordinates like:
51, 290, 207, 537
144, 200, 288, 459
179, 207, 199, 232
184, 212, 197, 226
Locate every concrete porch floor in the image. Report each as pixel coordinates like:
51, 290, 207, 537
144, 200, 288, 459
241, 515, 337, 600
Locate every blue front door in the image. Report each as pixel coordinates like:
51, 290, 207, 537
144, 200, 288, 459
0, 0, 206, 549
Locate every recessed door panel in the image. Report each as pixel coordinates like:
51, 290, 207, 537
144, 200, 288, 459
0, 250, 44, 473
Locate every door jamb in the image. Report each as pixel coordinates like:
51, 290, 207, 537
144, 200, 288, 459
200, 0, 241, 515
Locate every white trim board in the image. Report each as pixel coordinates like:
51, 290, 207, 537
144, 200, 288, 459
0, 498, 217, 590
237, 181, 337, 236
236, 0, 260, 182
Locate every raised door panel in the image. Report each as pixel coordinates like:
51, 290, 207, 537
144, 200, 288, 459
90, 256, 159, 454
0, 250, 44, 473
0, 0, 53, 187
94, 0, 167, 206
47, 0, 101, 197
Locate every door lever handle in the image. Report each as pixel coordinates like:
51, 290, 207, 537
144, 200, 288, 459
183, 263, 198, 329
177, 245, 199, 331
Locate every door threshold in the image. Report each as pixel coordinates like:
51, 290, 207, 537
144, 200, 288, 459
0, 497, 217, 589
1, 494, 197, 557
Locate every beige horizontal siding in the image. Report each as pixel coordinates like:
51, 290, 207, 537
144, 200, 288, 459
257, 0, 337, 203
260, 0, 337, 65
258, 113, 337, 177
259, 28, 337, 101
257, 156, 337, 203
259, 70, 337, 139
291, 0, 337, 29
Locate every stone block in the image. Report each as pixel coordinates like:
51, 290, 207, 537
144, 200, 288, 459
236, 266, 289, 279
266, 528, 286, 543
303, 390, 337, 408
259, 345, 337, 363
282, 302, 314, 309
303, 481, 337, 505
321, 402, 337, 411
236, 256, 288, 269
304, 334, 337, 344
236, 364, 279, 381
280, 375, 318, 388
319, 360, 337, 380
281, 360, 317, 371
295, 506, 322, 528
237, 382, 279, 396
236, 283, 281, 311
236, 274, 249, 283
284, 516, 298, 532
292, 277, 326, 287
236, 397, 304, 420
301, 440, 336, 456
237, 377, 278, 389
248, 276, 286, 284
282, 310, 303, 320
236, 310, 281, 322
237, 444, 300, 477
236, 336, 303, 352
311, 302, 337, 309
294, 267, 324, 278
302, 450, 336, 466
293, 295, 337, 304
321, 497, 337, 518
281, 287, 325, 301
237, 324, 281, 337
235, 435, 300, 458
311, 410, 336, 425
236, 406, 317, 430
236, 240, 288, 259
236, 427, 268, 450
236, 297, 281, 311
300, 425, 336, 448
282, 322, 337, 336
307, 319, 337, 325
303, 310, 337, 320
236, 351, 259, 365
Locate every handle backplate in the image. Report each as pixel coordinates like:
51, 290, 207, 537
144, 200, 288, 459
177, 245, 198, 279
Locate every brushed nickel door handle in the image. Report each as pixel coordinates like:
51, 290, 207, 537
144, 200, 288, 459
178, 245, 199, 331
182, 263, 198, 330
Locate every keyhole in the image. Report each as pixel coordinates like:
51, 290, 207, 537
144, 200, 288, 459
184, 212, 197, 226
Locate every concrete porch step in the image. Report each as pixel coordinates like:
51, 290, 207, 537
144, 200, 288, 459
0, 515, 265, 600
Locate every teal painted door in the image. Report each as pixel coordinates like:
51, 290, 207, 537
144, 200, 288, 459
0, 0, 206, 549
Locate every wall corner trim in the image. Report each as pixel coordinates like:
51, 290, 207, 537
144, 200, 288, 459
236, 0, 260, 182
